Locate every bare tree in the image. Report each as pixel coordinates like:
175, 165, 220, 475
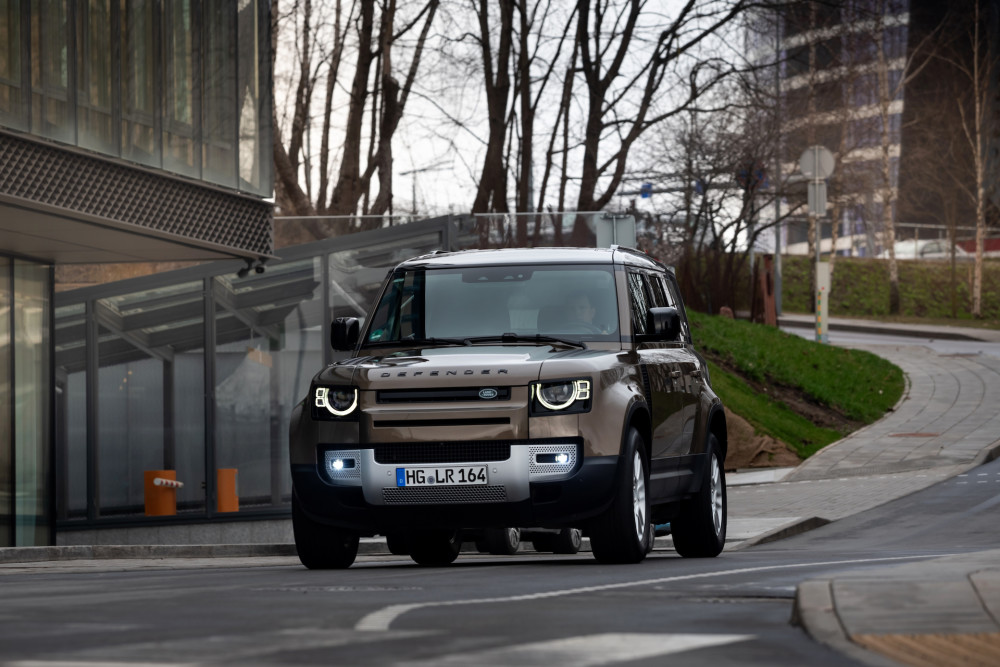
940, 0, 997, 317
846, 3, 938, 313
470, 0, 515, 215
568, 0, 751, 244
272, 0, 439, 235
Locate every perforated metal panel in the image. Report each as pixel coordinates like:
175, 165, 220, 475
382, 486, 507, 505
528, 444, 578, 479
323, 450, 362, 481
0, 132, 273, 257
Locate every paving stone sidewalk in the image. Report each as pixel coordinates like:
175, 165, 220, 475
729, 343, 1000, 536
734, 326, 1000, 665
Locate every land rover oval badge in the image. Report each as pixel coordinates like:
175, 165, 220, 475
479, 388, 499, 400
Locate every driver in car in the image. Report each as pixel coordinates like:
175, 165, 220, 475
568, 292, 611, 333
569, 292, 596, 325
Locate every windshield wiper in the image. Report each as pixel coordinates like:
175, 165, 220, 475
367, 336, 471, 347
464, 333, 587, 349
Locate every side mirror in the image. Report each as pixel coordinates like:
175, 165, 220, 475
331, 317, 360, 351
647, 307, 681, 342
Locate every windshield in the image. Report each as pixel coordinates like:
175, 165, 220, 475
365, 264, 620, 344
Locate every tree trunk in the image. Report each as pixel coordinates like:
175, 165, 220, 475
471, 0, 514, 214
328, 1, 375, 216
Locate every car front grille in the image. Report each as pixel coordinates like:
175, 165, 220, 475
373, 442, 512, 464
376, 386, 512, 403
381, 485, 508, 505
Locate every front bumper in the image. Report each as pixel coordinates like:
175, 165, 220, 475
291, 448, 619, 534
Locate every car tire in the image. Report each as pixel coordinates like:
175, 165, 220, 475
408, 530, 462, 566
671, 433, 727, 558
551, 528, 583, 555
589, 427, 650, 564
483, 527, 520, 555
292, 495, 359, 569
385, 533, 410, 556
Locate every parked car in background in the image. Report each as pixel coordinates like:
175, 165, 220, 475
878, 239, 972, 260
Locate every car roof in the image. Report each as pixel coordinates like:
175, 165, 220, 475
394, 246, 666, 271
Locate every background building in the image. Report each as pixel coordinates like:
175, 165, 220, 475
0, 0, 273, 546
767, 0, 999, 257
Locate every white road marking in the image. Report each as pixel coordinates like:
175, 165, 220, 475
396, 633, 753, 666
355, 555, 950, 632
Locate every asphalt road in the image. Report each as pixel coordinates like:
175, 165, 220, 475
3, 456, 998, 666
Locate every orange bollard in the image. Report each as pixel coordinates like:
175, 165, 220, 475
216, 468, 239, 513
144, 470, 178, 516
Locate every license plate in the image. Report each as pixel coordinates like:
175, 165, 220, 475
395, 465, 488, 487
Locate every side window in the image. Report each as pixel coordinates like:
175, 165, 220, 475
366, 271, 424, 342
627, 271, 651, 335
647, 273, 670, 308
367, 276, 403, 342
398, 270, 423, 339
663, 273, 691, 342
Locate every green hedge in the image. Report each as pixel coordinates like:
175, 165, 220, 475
781, 255, 1000, 320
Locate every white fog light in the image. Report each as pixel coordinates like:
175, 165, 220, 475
529, 445, 579, 481
323, 450, 361, 482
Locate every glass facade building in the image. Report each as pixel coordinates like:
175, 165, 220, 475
0, 256, 52, 547
1, 0, 273, 545
0, 0, 272, 196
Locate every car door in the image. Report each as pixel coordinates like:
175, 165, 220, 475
660, 272, 702, 457
627, 270, 687, 502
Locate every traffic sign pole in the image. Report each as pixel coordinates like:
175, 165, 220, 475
800, 145, 835, 344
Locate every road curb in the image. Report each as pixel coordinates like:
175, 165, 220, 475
790, 580, 898, 667
727, 516, 830, 551
0, 544, 298, 564
778, 317, 987, 341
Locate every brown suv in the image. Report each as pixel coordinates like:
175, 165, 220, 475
289, 247, 728, 568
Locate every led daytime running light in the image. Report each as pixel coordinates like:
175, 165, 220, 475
534, 379, 591, 411
314, 387, 358, 416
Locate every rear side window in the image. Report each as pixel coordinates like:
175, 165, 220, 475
662, 273, 692, 342
627, 272, 651, 335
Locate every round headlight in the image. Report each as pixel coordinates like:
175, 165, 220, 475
329, 389, 357, 413
315, 387, 358, 416
537, 382, 578, 411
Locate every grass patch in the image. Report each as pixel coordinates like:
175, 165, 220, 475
705, 359, 841, 459
688, 311, 905, 446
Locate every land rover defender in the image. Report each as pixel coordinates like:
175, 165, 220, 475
289, 247, 728, 568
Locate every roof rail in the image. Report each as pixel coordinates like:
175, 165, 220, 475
610, 244, 667, 269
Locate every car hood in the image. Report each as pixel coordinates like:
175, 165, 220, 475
314, 345, 608, 389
